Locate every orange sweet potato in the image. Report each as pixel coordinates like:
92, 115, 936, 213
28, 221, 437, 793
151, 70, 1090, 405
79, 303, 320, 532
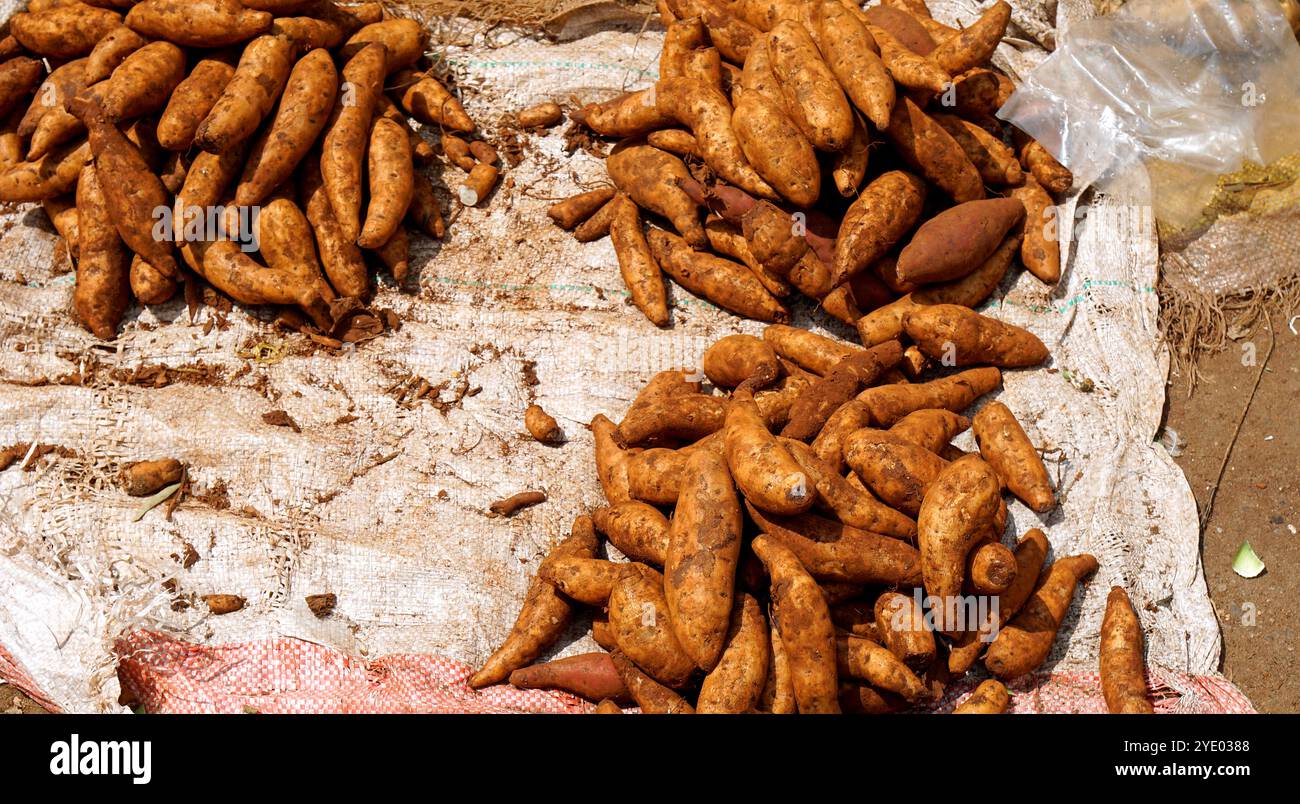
509, 652, 631, 703
607, 143, 705, 247
593, 501, 670, 565
697, 592, 770, 713
973, 400, 1055, 512
895, 198, 1024, 284
747, 503, 923, 586
903, 304, 1049, 368
1100, 586, 1154, 714
984, 553, 1098, 679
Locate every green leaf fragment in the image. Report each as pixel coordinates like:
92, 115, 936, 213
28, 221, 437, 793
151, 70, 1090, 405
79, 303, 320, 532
1232, 542, 1265, 578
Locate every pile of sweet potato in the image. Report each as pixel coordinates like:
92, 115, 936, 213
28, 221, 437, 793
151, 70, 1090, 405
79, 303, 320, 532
0, 0, 506, 340
473, 318, 1154, 713
549, 0, 1070, 331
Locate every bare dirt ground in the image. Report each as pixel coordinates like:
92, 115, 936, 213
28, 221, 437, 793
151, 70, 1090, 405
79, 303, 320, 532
1165, 302, 1300, 713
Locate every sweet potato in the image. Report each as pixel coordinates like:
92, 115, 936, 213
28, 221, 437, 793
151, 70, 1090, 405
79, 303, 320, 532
11, 4, 122, 59
623, 449, 686, 508
706, 217, 794, 297
836, 633, 929, 702
390, 68, 474, 133
758, 619, 796, 713
608, 194, 670, 327
830, 113, 871, 198
73, 166, 129, 338
156, 55, 236, 151
731, 89, 820, 207
753, 372, 813, 429
458, 162, 499, 207
190, 239, 331, 328
815, 0, 893, 130
839, 682, 908, 714
236, 48, 337, 207
341, 19, 426, 73
896, 198, 1024, 284
751, 534, 840, 713
747, 504, 922, 586
593, 501, 670, 565
594, 699, 623, 714
272, 16, 350, 51
972, 400, 1054, 512
357, 117, 414, 247
702, 334, 781, 389
0, 138, 89, 202
1100, 586, 1154, 714
856, 232, 1020, 346
762, 324, 858, 376
739, 199, 808, 277
867, 23, 948, 93
641, 128, 696, 159
665, 447, 743, 671
468, 516, 599, 689
120, 457, 184, 496
724, 383, 814, 515
44, 194, 81, 259
517, 101, 562, 129
320, 42, 385, 240
371, 224, 409, 283
844, 430, 948, 516
874, 591, 935, 671
967, 540, 1017, 595
194, 35, 294, 153
509, 652, 631, 703
932, 113, 1021, 186
984, 553, 1098, 679
609, 563, 697, 686
904, 304, 1049, 368
129, 254, 178, 305
0, 58, 44, 121
299, 148, 368, 298
952, 679, 1009, 713
665, 0, 759, 63
888, 409, 970, 453
697, 593, 769, 713
780, 341, 903, 441
441, 133, 474, 171
917, 455, 1002, 612
592, 414, 636, 504
767, 20, 854, 152
948, 528, 1050, 674
88, 41, 185, 123
406, 172, 445, 238
539, 557, 622, 606
865, 4, 938, 54
548, 187, 616, 230
126, 0, 270, 48
1013, 130, 1073, 195
783, 439, 919, 540
609, 650, 694, 713
662, 15, 708, 80
255, 191, 336, 304
591, 617, 617, 652
647, 228, 789, 322
616, 393, 726, 447
929, 1, 1010, 76
573, 86, 670, 138
885, 97, 983, 203
832, 170, 926, 284
1006, 174, 1060, 284
606, 143, 704, 247
523, 404, 562, 444
857, 367, 1001, 427
18, 59, 82, 144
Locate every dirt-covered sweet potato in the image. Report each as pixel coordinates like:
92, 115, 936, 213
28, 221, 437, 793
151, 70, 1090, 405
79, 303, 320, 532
1100, 586, 1154, 714
593, 501, 670, 565
90, 41, 186, 122
509, 652, 630, 703
609, 563, 697, 687
665, 0, 759, 63
0, 138, 89, 202
606, 143, 705, 247
1013, 129, 1073, 195
644, 127, 699, 158
622, 448, 686, 508
747, 503, 923, 585
468, 516, 599, 689
984, 553, 1098, 679
844, 430, 948, 516
82, 26, 145, 85
660, 16, 708, 79
932, 113, 1021, 186
299, 148, 367, 298
809, 398, 870, 473
156, 55, 236, 151
972, 400, 1054, 511
356, 116, 414, 247
948, 528, 1049, 674
858, 367, 1001, 427
929, 0, 1010, 76
125, 0, 270, 48
952, 679, 1009, 713
757, 619, 796, 713
867, 22, 948, 93
390, 68, 474, 133
738, 199, 808, 277
592, 413, 636, 504
725, 382, 814, 516
697, 592, 769, 714
708, 216, 794, 297
44, 194, 80, 259
648, 228, 789, 322
830, 112, 871, 198
836, 633, 929, 702
1006, 174, 1060, 284
751, 534, 840, 713
190, 239, 331, 328
0, 57, 44, 121
762, 323, 858, 376
616, 394, 726, 448
888, 409, 970, 454
874, 590, 935, 671
608, 194, 670, 327
72, 166, 128, 339
254, 190, 335, 304
236, 48, 337, 206
833, 170, 926, 284
666, 446, 744, 671
780, 341, 903, 441
885, 97, 983, 203
538, 557, 623, 606
341, 18, 426, 73
767, 19, 853, 152
731, 88, 820, 207
864, 4, 937, 54
371, 224, 410, 282
896, 198, 1024, 284
523, 404, 562, 444
783, 439, 919, 540
129, 254, 178, 305
320, 42, 385, 240
516, 100, 563, 128
609, 650, 694, 713
194, 34, 294, 153
917, 455, 1002, 613
966, 540, 1017, 595
815, 0, 893, 129
11, 3, 121, 59
548, 187, 615, 230
904, 304, 1049, 368
120, 457, 184, 496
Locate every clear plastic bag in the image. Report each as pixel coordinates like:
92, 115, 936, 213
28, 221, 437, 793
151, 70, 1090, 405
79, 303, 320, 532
1000, 0, 1300, 226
